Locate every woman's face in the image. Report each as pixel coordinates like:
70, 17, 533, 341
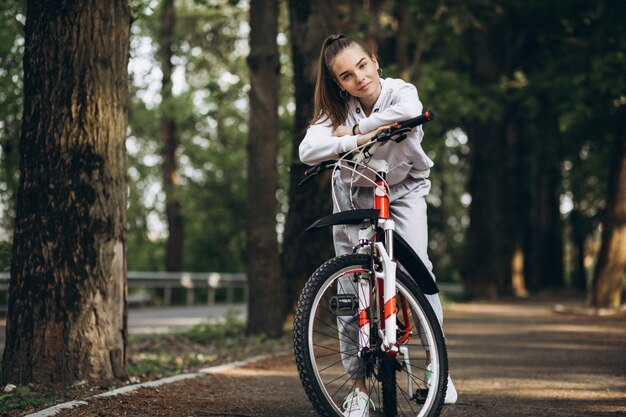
331, 44, 381, 102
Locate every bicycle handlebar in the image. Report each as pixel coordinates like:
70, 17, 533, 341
299, 111, 435, 187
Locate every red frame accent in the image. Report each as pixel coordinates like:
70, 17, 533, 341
359, 308, 371, 327
373, 180, 390, 219
396, 293, 412, 345
384, 296, 397, 320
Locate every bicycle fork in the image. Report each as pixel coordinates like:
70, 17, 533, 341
357, 236, 399, 356
356, 181, 400, 355
376, 238, 398, 352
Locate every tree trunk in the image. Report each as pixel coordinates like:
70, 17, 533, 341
505, 120, 528, 297
589, 126, 626, 309
394, 0, 410, 82
282, 0, 342, 317
462, 24, 515, 298
570, 208, 588, 291
246, 0, 283, 337
2, 1, 130, 386
527, 116, 564, 291
464, 121, 510, 298
159, 0, 184, 272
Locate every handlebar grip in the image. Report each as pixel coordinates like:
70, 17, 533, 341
299, 160, 336, 187
397, 111, 435, 130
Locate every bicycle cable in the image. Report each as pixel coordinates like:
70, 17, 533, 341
331, 138, 392, 214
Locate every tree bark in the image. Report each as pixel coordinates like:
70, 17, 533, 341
246, 0, 283, 337
589, 125, 626, 309
462, 24, 514, 298
159, 0, 184, 272
527, 116, 564, 291
464, 121, 510, 298
570, 207, 588, 291
2, 0, 130, 385
394, 0, 410, 82
282, 0, 342, 317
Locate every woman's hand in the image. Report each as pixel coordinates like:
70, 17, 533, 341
333, 123, 395, 147
356, 124, 395, 147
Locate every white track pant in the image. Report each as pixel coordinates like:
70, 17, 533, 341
332, 174, 444, 378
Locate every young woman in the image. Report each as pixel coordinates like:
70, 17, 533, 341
299, 34, 457, 416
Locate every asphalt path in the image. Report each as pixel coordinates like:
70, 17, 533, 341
53, 297, 626, 417
0, 303, 247, 348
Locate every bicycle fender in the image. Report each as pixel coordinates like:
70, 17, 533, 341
305, 209, 380, 233
393, 234, 439, 295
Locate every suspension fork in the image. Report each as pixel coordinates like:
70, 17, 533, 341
375, 238, 397, 352
355, 168, 399, 356
373, 173, 399, 353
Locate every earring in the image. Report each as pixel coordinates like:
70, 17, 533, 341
340, 90, 348, 99
377, 68, 383, 77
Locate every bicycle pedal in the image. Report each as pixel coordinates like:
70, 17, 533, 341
329, 294, 358, 316
412, 388, 429, 404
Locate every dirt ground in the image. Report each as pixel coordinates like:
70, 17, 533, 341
40, 298, 626, 417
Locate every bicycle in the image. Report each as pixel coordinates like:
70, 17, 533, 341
293, 111, 447, 417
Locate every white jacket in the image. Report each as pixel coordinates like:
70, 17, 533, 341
299, 78, 433, 186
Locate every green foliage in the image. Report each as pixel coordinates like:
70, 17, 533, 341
0, 0, 622, 293
0, 240, 11, 272
186, 308, 243, 343
0, 0, 25, 263
0, 386, 51, 414
126, 0, 295, 273
127, 0, 252, 272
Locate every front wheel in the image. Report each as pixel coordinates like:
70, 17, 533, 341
294, 254, 448, 417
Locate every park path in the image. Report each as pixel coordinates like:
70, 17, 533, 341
56, 297, 626, 417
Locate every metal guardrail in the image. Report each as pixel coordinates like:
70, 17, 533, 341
0, 272, 248, 306
0, 272, 463, 306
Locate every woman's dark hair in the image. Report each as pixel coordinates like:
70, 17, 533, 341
310, 34, 374, 128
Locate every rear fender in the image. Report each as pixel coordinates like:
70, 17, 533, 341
390, 234, 439, 295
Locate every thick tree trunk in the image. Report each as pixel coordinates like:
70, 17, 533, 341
505, 120, 529, 297
2, 1, 130, 385
463, 28, 516, 299
282, 0, 341, 316
464, 121, 511, 298
589, 128, 626, 309
527, 117, 564, 291
159, 0, 183, 272
246, 0, 283, 337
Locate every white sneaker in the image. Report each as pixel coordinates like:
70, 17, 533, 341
342, 388, 370, 417
445, 375, 458, 404
426, 364, 458, 404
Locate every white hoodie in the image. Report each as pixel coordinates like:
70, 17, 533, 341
299, 78, 434, 186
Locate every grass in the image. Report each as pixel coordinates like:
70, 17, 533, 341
127, 309, 292, 380
0, 385, 52, 414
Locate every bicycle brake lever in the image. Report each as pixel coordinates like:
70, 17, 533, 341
298, 161, 336, 187
390, 127, 412, 143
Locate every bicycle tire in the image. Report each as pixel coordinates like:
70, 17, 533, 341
381, 355, 398, 416
294, 253, 447, 417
